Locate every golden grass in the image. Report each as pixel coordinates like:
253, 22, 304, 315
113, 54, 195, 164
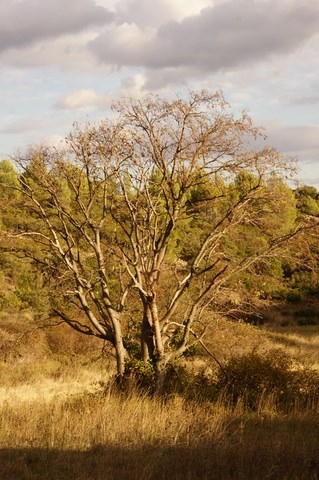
1, 319, 319, 479
1, 383, 319, 480
269, 328, 319, 368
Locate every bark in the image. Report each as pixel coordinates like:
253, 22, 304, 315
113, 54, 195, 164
154, 357, 167, 396
141, 311, 154, 361
111, 312, 127, 378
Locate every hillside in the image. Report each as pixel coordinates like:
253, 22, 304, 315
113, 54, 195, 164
1, 297, 319, 381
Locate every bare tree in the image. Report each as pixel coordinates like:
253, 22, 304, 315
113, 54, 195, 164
4, 90, 301, 390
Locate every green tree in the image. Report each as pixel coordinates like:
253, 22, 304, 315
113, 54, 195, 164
0, 160, 49, 314
295, 185, 319, 216
1, 91, 304, 391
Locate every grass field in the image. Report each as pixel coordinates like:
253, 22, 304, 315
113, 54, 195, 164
1, 384, 319, 479
1, 317, 319, 479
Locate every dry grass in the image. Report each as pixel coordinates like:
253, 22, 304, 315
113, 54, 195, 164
1, 384, 319, 480
202, 315, 319, 370
268, 328, 319, 369
0, 366, 106, 405
1, 317, 319, 479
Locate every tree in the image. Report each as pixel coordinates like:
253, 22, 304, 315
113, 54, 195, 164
295, 185, 319, 217
2, 90, 302, 391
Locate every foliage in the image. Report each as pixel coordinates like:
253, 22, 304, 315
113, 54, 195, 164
0, 90, 313, 392
295, 185, 319, 216
123, 358, 157, 392
294, 307, 319, 326
215, 349, 319, 410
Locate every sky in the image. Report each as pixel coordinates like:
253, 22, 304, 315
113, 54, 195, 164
1, 0, 319, 186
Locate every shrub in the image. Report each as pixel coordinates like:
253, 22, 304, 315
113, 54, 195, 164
286, 290, 303, 303
123, 358, 156, 393
294, 307, 319, 326
161, 363, 214, 400
121, 359, 214, 400
214, 349, 319, 411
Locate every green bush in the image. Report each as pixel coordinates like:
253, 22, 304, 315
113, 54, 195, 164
214, 349, 319, 410
169, 331, 201, 357
286, 290, 303, 303
116, 349, 319, 408
294, 307, 319, 325
123, 358, 156, 392
161, 363, 213, 400
121, 359, 214, 399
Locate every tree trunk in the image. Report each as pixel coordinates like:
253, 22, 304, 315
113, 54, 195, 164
140, 297, 167, 394
149, 296, 164, 359
154, 357, 167, 395
112, 313, 126, 378
141, 311, 154, 361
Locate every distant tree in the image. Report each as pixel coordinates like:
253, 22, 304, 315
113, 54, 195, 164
296, 185, 318, 200
295, 185, 319, 217
1, 91, 305, 391
0, 160, 49, 314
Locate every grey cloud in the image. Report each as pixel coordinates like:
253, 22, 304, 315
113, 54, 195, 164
290, 96, 319, 105
0, 117, 48, 134
0, 0, 113, 52
90, 0, 319, 76
302, 173, 319, 188
265, 121, 319, 170
142, 66, 193, 89
263, 122, 319, 186
265, 123, 319, 156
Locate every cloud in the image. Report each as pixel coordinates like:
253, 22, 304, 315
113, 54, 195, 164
113, 0, 214, 27
90, 0, 319, 84
289, 95, 319, 106
114, 0, 176, 28
0, 116, 49, 134
249, 119, 319, 186
90, 23, 156, 67
260, 120, 319, 182
0, 32, 102, 70
0, 0, 113, 53
265, 122, 319, 156
55, 88, 108, 110
42, 134, 68, 149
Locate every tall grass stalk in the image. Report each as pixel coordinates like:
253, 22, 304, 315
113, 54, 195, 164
1, 384, 319, 480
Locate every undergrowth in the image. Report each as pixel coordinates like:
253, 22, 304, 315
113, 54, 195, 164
2, 316, 319, 478
1, 383, 319, 480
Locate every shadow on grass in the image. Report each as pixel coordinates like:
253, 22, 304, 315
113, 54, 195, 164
1, 436, 319, 480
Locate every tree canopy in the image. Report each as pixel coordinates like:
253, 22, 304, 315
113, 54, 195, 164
0, 90, 311, 391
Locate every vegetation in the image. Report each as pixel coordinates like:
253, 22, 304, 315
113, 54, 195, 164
2, 391, 319, 480
1, 90, 318, 392
1, 89, 319, 477
1, 326, 319, 480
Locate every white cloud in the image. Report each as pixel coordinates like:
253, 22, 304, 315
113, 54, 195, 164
292, 96, 319, 106
120, 74, 148, 96
0, 0, 319, 189
55, 88, 108, 110
0, 32, 102, 71
168, 0, 221, 20
90, 23, 155, 67
113, 0, 214, 27
42, 134, 68, 149
0, 32, 114, 74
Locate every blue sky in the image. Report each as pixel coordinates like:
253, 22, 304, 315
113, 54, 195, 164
1, 0, 319, 186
